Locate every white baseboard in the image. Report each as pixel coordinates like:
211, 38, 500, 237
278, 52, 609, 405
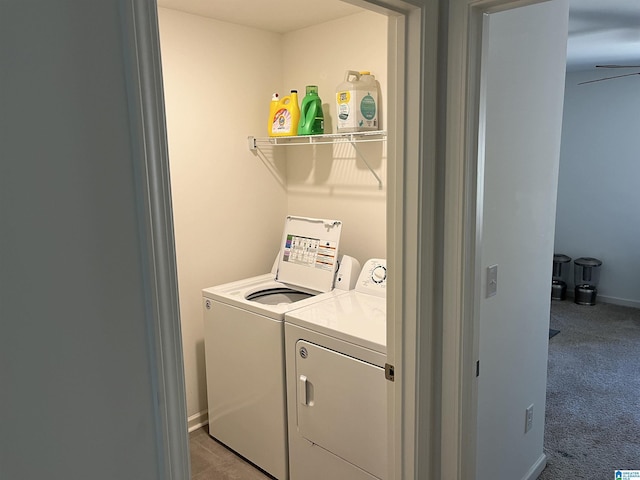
597, 295, 640, 309
522, 453, 547, 480
187, 410, 208, 433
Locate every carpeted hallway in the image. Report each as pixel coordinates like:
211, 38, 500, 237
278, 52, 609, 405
539, 299, 640, 478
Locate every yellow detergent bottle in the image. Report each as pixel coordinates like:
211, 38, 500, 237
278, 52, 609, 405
269, 90, 300, 137
267, 93, 280, 136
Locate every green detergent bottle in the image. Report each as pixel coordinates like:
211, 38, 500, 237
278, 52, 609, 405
297, 85, 324, 135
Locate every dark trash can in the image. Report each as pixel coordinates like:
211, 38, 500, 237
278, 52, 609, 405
574, 257, 602, 306
552, 254, 571, 300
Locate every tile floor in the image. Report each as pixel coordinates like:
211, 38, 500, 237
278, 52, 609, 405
189, 426, 273, 480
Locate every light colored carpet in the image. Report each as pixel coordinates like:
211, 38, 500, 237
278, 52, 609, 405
538, 299, 640, 478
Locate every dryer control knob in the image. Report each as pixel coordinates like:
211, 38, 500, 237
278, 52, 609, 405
372, 265, 387, 284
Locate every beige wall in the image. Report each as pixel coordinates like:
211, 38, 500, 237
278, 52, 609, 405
158, 8, 288, 421
159, 7, 387, 421
283, 12, 388, 263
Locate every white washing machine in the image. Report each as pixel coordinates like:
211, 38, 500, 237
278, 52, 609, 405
202, 216, 361, 480
284, 259, 388, 480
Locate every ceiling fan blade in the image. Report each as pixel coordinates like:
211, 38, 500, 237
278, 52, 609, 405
578, 72, 640, 85
596, 64, 640, 69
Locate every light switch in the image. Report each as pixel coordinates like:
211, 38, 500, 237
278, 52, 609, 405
486, 264, 498, 298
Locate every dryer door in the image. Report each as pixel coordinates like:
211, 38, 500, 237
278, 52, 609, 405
295, 340, 387, 479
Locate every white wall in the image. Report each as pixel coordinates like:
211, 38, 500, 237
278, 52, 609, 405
283, 12, 388, 264
555, 70, 640, 307
158, 8, 388, 422
476, 2, 568, 479
158, 9, 288, 424
1, 2, 165, 478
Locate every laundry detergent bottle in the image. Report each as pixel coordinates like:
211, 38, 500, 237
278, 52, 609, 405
336, 70, 379, 132
297, 85, 324, 136
267, 93, 280, 136
269, 90, 300, 137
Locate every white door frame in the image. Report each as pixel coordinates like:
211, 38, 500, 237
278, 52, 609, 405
123, 1, 191, 478
442, 1, 561, 478
129, 0, 442, 478
381, 1, 442, 478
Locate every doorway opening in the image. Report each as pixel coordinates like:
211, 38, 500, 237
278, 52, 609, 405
151, 2, 430, 478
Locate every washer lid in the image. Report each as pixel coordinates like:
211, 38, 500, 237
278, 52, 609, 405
275, 216, 342, 293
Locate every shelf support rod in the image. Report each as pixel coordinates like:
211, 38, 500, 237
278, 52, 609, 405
350, 140, 383, 190
248, 141, 287, 190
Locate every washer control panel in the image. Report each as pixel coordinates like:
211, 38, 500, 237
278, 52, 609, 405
355, 259, 387, 297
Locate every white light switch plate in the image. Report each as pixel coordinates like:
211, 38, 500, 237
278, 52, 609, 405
487, 264, 498, 298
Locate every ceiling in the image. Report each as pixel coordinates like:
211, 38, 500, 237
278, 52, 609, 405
157, 0, 640, 72
156, 0, 363, 34
567, 0, 640, 71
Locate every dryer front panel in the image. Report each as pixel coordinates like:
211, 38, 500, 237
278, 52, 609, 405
294, 340, 387, 479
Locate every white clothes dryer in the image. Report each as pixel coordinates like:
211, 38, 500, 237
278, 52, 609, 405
284, 259, 387, 480
202, 216, 361, 480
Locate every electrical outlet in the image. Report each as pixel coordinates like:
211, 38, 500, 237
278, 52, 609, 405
525, 404, 534, 433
